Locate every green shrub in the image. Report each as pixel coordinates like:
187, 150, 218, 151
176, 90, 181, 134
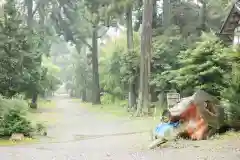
101, 93, 116, 104
222, 64, 240, 123
0, 97, 35, 137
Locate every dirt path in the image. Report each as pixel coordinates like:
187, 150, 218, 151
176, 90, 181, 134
0, 96, 240, 160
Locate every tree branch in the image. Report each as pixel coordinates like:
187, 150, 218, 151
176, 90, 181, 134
58, 4, 93, 50
97, 27, 109, 38
61, 6, 93, 50
81, 13, 95, 25
32, 2, 40, 16
76, 34, 92, 50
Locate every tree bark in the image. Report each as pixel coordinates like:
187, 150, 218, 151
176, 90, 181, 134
126, 4, 137, 110
30, 92, 38, 109
198, 0, 207, 35
91, 27, 101, 104
81, 45, 88, 102
27, 0, 39, 109
162, 0, 171, 28
152, 0, 158, 28
136, 0, 153, 116
26, 0, 33, 28
81, 88, 87, 102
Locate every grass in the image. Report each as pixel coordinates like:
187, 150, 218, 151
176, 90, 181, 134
77, 100, 240, 138
76, 100, 164, 129
0, 99, 59, 146
28, 99, 60, 126
28, 111, 61, 126
78, 100, 164, 118
77, 102, 161, 131
81, 102, 130, 117
0, 138, 38, 146
211, 130, 240, 141
38, 99, 57, 109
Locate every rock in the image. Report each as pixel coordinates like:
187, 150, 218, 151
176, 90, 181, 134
9, 133, 24, 142
43, 131, 47, 136
29, 103, 37, 109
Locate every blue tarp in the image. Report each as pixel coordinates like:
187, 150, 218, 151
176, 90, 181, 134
155, 122, 179, 137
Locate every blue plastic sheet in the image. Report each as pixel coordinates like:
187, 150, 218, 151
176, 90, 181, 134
154, 122, 179, 137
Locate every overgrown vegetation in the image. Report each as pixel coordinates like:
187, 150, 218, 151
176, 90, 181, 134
0, 0, 239, 138
0, 97, 35, 137
0, 0, 61, 137
64, 0, 240, 123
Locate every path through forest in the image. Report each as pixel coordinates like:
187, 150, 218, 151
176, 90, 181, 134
0, 95, 240, 160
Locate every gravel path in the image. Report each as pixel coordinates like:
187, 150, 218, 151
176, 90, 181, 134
0, 96, 239, 160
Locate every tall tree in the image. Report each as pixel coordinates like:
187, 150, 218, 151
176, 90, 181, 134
0, 0, 47, 101
83, 0, 108, 104
48, 0, 94, 102
137, 0, 154, 116
162, 0, 171, 28
82, 0, 121, 104
126, 2, 137, 109
197, 0, 207, 35
25, 0, 46, 108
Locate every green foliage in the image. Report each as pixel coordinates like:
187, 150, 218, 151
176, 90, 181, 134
0, 0, 53, 99
0, 97, 35, 137
119, 33, 140, 83
99, 32, 140, 102
221, 55, 240, 122
59, 42, 92, 99
171, 33, 229, 97
120, 49, 139, 84
150, 26, 187, 92
101, 93, 116, 105
40, 55, 62, 96
0, 0, 31, 97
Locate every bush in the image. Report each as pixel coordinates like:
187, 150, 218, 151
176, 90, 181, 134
101, 93, 116, 104
0, 97, 35, 137
171, 33, 229, 97
221, 64, 240, 123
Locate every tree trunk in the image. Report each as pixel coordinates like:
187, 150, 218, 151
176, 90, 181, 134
126, 4, 137, 110
91, 27, 101, 104
30, 92, 38, 109
82, 45, 88, 102
198, 0, 207, 35
133, 0, 143, 32
81, 88, 87, 102
27, 0, 39, 109
152, 0, 158, 28
162, 0, 171, 28
136, 0, 153, 116
26, 0, 33, 29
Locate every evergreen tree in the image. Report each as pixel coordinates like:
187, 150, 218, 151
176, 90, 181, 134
222, 64, 240, 122
0, 0, 43, 99
171, 33, 229, 97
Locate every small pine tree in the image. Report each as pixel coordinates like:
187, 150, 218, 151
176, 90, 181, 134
171, 33, 229, 97
222, 64, 240, 123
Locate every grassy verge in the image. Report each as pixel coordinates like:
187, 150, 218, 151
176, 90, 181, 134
27, 111, 61, 126
211, 131, 240, 141
38, 99, 57, 109
0, 138, 38, 146
28, 99, 60, 126
78, 100, 164, 118
0, 99, 58, 146
76, 100, 164, 129
81, 102, 130, 117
